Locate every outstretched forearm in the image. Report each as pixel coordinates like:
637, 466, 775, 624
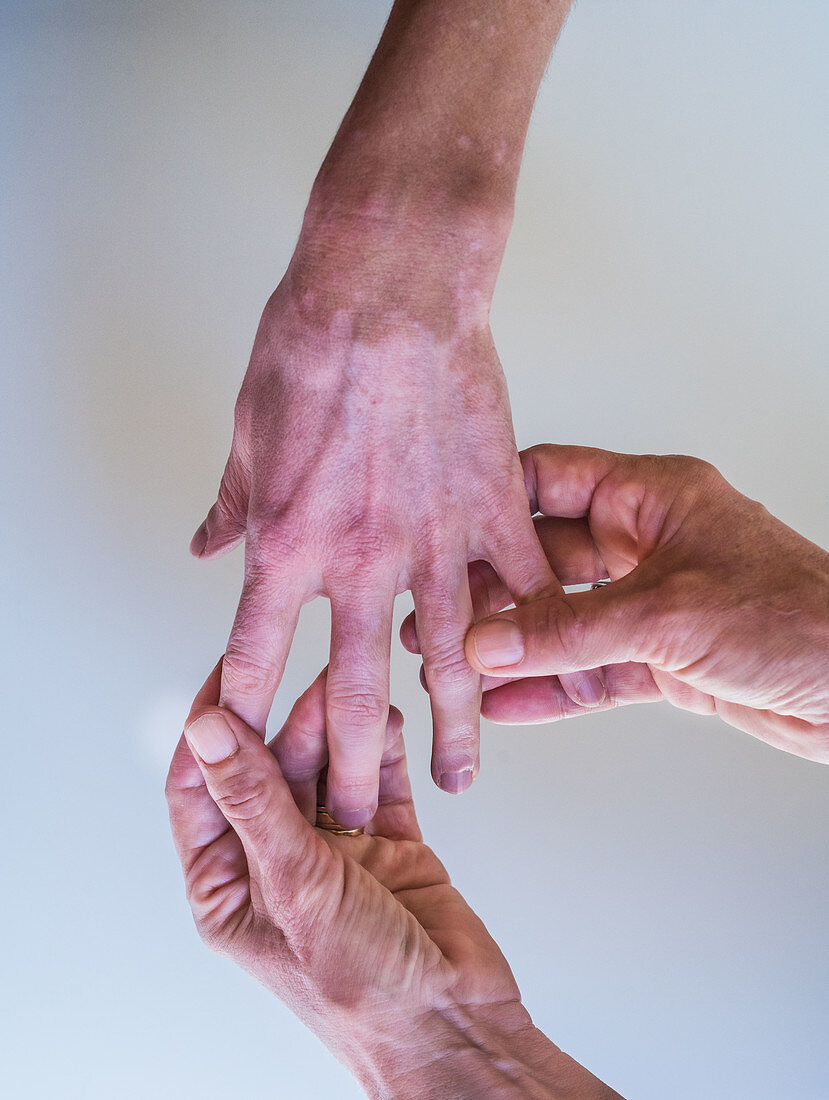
317, 0, 570, 215
295, 0, 573, 315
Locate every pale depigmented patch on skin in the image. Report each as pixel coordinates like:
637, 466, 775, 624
208, 270, 542, 805
192, 0, 585, 815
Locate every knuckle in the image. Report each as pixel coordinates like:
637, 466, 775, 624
539, 597, 584, 667
675, 453, 718, 478
253, 519, 309, 564
654, 453, 723, 494
326, 690, 388, 733
424, 643, 477, 690
338, 512, 399, 567
222, 649, 274, 697
185, 877, 225, 938
214, 771, 272, 822
386, 706, 405, 738
216, 471, 247, 522
477, 476, 521, 519
599, 469, 644, 515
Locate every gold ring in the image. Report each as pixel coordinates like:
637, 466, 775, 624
315, 805, 365, 837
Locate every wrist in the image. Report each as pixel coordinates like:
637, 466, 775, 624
308, 150, 515, 247
287, 175, 511, 334
342, 1000, 618, 1100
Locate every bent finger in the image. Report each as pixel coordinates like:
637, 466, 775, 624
166, 659, 227, 875
370, 707, 421, 842
520, 444, 623, 518
481, 662, 660, 724
183, 706, 330, 908
485, 514, 608, 708
403, 519, 608, 658
271, 668, 329, 823
532, 516, 608, 586
191, 455, 249, 559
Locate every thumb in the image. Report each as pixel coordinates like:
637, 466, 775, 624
184, 706, 321, 884
190, 460, 248, 559
465, 570, 662, 680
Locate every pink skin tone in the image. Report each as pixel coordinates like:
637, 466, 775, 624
402, 446, 829, 763
166, 661, 621, 1100
188, 0, 594, 829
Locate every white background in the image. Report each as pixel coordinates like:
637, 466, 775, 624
2, 2, 827, 1097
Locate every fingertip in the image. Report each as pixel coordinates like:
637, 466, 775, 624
399, 612, 421, 654
565, 669, 607, 708
436, 768, 475, 794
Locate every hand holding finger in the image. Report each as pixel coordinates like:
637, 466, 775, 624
182, 705, 330, 918
465, 571, 659, 680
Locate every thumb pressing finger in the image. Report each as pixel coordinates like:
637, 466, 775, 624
464, 571, 661, 682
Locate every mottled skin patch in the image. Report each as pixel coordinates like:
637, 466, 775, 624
191, 0, 581, 822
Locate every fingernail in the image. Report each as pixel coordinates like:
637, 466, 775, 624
575, 671, 607, 707
329, 806, 373, 830
190, 522, 208, 557
471, 620, 524, 669
439, 769, 474, 794
186, 712, 238, 763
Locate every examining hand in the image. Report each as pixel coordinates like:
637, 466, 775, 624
188, 0, 590, 827
404, 445, 829, 763
166, 661, 619, 1099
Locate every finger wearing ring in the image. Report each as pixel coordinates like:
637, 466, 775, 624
315, 805, 365, 837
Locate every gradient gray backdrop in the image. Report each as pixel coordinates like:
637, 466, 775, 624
2, 2, 827, 1097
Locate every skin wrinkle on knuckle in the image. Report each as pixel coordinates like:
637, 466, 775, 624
326, 690, 388, 732
187, 876, 237, 933
250, 520, 311, 568
216, 468, 247, 520
264, 844, 331, 917
423, 634, 477, 690
477, 477, 518, 517
539, 597, 584, 668
211, 770, 273, 823
222, 649, 275, 695
668, 452, 720, 485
